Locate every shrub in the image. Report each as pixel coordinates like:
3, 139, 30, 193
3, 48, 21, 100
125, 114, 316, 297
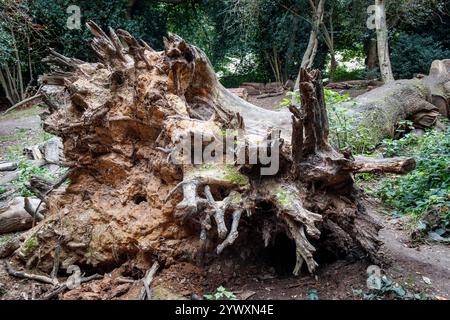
377, 126, 450, 241
391, 33, 450, 79
331, 66, 365, 82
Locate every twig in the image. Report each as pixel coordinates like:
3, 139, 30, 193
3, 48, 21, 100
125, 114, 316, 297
42, 274, 103, 300
255, 91, 284, 99
2, 92, 43, 115
24, 197, 44, 221
50, 244, 61, 279
32, 168, 74, 226
4, 260, 58, 285
116, 277, 136, 284
139, 261, 160, 300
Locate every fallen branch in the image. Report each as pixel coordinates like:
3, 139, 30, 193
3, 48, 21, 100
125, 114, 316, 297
24, 197, 45, 222
2, 93, 43, 115
0, 162, 17, 172
42, 274, 103, 300
4, 260, 58, 285
139, 261, 160, 300
256, 91, 284, 99
352, 156, 416, 174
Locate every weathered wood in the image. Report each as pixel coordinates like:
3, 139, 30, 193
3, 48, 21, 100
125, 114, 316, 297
352, 156, 416, 174
0, 162, 17, 171
4, 260, 58, 285
139, 262, 160, 300
0, 197, 33, 234
0, 236, 21, 258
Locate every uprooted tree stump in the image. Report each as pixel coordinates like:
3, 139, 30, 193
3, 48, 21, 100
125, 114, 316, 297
10, 22, 417, 276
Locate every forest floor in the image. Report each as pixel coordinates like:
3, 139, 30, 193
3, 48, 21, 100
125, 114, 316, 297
0, 91, 449, 300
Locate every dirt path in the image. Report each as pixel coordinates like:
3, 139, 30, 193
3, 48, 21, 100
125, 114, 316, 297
0, 115, 41, 137
0, 107, 44, 159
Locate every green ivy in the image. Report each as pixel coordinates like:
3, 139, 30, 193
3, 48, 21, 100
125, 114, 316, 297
204, 286, 238, 300
377, 126, 450, 241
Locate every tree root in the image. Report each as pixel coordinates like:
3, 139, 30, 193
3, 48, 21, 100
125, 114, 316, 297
217, 209, 243, 254
4, 260, 58, 285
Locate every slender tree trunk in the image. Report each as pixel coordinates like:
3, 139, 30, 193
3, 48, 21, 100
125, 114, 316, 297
285, 16, 299, 81
330, 53, 337, 81
375, 0, 394, 83
365, 37, 378, 71
295, 0, 326, 90
321, 14, 337, 81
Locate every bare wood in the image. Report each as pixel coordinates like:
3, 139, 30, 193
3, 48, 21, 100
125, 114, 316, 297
42, 274, 103, 300
18, 25, 436, 279
2, 93, 43, 115
0, 162, 17, 171
255, 91, 284, 99
139, 261, 160, 300
0, 197, 34, 234
24, 197, 44, 222
4, 260, 58, 285
0, 236, 21, 258
352, 156, 416, 174
217, 209, 243, 254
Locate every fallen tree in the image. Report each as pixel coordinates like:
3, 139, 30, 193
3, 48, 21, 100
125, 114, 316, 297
336, 59, 449, 147
8, 23, 418, 278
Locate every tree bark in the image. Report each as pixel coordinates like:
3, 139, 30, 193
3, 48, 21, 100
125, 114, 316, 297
338, 61, 449, 147
375, 0, 394, 83
365, 37, 378, 72
294, 0, 326, 90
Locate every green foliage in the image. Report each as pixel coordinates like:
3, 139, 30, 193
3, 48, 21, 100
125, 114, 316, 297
353, 276, 432, 300
279, 90, 300, 107
330, 66, 365, 82
307, 289, 319, 300
391, 33, 450, 79
204, 286, 238, 300
377, 127, 450, 240
325, 89, 378, 154
12, 159, 55, 197
29, 0, 167, 62
279, 88, 378, 154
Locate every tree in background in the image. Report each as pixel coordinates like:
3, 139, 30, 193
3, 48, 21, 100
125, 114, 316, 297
0, 0, 48, 105
294, 0, 325, 88
374, 0, 394, 83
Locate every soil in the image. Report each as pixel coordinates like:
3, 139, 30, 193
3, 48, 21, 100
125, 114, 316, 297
0, 90, 448, 300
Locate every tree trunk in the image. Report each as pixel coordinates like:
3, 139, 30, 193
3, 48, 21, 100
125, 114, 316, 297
0, 198, 37, 234
321, 14, 337, 82
294, 0, 326, 90
365, 37, 378, 72
375, 0, 394, 83
16, 23, 418, 276
338, 62, 449, 147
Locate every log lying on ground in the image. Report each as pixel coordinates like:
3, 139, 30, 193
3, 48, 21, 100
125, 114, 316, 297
352, 156, 416, 174
0, 162, 17, 172
0, 197, 44, 234
0, 198, 33, 234
15, 23, 416, 276
337, 59, 449, 147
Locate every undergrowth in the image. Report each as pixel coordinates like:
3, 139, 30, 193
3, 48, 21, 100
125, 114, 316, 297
376, 125, 450, 242
281, 89, 449, 242
281, 89, 381, 154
